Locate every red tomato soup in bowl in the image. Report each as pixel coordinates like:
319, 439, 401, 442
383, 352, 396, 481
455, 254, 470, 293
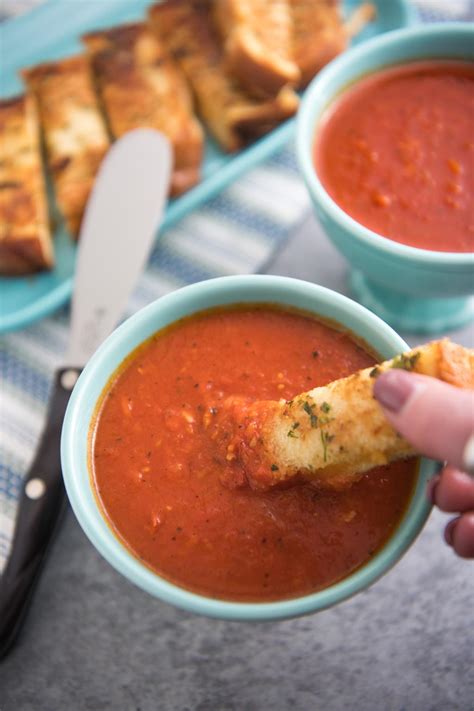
91, 305, 417, 603
314, 60, 474, 253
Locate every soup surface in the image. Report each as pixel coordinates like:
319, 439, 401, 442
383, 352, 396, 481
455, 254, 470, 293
315, 61, 474, 253
92, 306, 417, 602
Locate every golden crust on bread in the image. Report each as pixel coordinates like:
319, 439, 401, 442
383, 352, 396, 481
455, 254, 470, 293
437, 340, 474, 389
290, 0, 347, 88
82, 22, 204, 196
291, 1, 376, 88
22, 55, 109, 238
149, 0, 299, 152
218, 340, 474, 490
214, 0, 300, 97
0, 95, 53, 275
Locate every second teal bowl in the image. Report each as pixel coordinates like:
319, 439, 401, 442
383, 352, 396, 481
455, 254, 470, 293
296, 23, 474, 333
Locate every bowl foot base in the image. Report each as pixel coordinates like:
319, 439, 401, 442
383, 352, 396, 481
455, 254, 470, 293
349, 271, 474, 334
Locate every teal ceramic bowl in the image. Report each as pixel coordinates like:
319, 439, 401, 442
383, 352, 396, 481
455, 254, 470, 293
297, 23, 474, 334
61, 275, 434, 621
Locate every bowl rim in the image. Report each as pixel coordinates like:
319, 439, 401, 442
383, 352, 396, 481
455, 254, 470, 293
61, 275, 434, 621
296, 22, 474, 266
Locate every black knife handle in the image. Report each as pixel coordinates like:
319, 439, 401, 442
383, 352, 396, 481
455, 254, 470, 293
0, 367, 81, 661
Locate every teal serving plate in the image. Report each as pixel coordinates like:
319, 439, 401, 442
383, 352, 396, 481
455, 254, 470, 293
0, 0, 416, 333
61, 275, 433, 621
297, 24, 474, 334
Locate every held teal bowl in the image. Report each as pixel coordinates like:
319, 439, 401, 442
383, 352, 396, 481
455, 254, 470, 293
296, 23, 474, 334
61, 275, 434, 621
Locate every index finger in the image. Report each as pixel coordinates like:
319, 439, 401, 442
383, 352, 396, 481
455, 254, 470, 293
374, 372, 474, 469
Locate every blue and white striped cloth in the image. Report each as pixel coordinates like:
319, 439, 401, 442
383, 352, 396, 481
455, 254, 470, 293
0, 0, 472, 569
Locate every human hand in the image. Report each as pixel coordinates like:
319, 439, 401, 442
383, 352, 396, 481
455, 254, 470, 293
374, 369, 474, 558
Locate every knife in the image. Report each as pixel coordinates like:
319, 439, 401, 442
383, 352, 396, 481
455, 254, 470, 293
0, 128, 172, 659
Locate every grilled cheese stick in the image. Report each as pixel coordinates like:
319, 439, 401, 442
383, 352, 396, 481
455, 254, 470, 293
149, 0, 299, 152
83, 23, 204, 197
0, 95, 53, 275
344, 2, 377, 40
22, 56, 109, 238
218, 340, 474, 490
291, 1, 376, 88
214, 0, 300, 97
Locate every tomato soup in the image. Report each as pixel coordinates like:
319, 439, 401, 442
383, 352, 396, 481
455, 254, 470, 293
315, 61, 474, 253
91, 306, 417, 602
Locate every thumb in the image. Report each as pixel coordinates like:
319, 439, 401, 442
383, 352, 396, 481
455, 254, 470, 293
373, 370, 474, 470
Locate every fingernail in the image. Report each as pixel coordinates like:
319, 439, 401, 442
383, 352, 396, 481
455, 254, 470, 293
426, 475, 440, 505
444, 517, 459, 547
373, 370, 416, 413
462, 433, 474, 477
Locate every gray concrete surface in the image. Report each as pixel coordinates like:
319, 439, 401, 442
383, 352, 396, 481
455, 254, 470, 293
1, 215, 473, 710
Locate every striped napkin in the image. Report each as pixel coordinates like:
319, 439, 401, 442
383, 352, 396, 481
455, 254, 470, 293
0, 0, 472, 569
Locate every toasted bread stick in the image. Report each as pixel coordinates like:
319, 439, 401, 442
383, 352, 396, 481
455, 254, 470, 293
220, 340, 474, 489
22, 56, 110, 238
214, 0, 301, 97
291, 1, 376, 88
83, 23, 204, 197
0, 95, 53, 275
344, 2, 377, 40
149, 0, 299, 152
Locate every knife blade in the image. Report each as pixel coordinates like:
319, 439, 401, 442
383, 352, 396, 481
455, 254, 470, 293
0, 128, 172, 658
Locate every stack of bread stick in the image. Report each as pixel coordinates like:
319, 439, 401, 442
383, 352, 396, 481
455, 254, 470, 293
0, 0, 375, 275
